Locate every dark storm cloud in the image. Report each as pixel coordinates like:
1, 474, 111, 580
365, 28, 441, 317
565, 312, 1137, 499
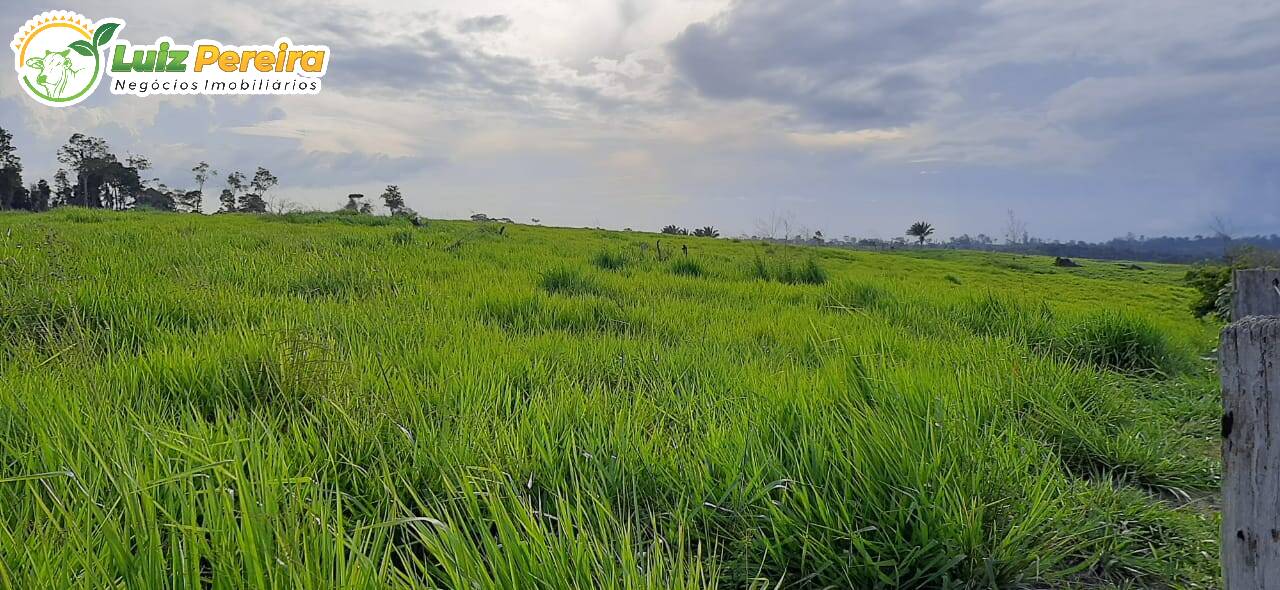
269, 6, 547, 106
665, 0, 1280, 235
669, 0, 988, 127
324, 30, 540, 98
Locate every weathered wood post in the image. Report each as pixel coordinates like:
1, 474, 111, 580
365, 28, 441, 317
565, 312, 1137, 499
1222, 268, 1280, 588
1232, 269, 1280, 321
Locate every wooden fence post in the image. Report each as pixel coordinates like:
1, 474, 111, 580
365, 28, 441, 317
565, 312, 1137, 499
1222, 268, 1280, 588
1232, 269, 1280, 321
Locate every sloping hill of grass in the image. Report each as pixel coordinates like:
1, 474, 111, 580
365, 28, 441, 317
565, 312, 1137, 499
0, 209, 1222, 588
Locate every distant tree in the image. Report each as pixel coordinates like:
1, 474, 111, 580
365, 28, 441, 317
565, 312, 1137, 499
52, 169, 72, 207
0, 127, 18, 171
381, 184, 414, 216
1004, 210, 1029, 245
57, 134, 96, 206
192, 161, 212, 191
382, 185, 403, 212
57, 134, 118, 207
50, 137, 147, 210
186, 161, 213, 213
97, 158, 144, 210
28, 179, 51, 211
218, 189, 236, 213
267, 197, 300, 214
178, 190, 202, 212
753, 210, 794, 240
342, 193, 372, 214
126, 154, 151, 179
8, 186, 31, 211
221, 171, 245, 212
239, 193, 268, 213
907, 221, 935, 245
692, 226, 720, 238
133, 185, 177, 211
661, 225, 689, 235
241, 166, 277, 213
0, 127, 28, 210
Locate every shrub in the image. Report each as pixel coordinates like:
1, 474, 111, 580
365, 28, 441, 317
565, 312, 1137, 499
1183, 263, 1233, 320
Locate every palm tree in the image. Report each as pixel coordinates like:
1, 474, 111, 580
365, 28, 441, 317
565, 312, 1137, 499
906, 221, 935, 245
693, 226, 720, 238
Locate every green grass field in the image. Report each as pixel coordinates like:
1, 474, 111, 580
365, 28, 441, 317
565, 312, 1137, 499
0, 209, 1222, 588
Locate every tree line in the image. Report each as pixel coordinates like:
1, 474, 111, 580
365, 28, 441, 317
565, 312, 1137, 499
661, 225, 720, 238
0, 126, 280, 214
4, 126, 1271, 266
761, 225, 1279, 264
748, 210, 1278, 264
0, 127, 423, 220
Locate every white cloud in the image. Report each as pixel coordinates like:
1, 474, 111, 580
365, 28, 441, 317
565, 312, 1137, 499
786, 128, 909, 149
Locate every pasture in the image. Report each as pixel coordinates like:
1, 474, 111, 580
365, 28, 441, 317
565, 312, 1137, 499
0, 209, 1221, 588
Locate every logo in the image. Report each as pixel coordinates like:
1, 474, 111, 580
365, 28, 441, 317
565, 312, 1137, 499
12, 11, 330, 108
11, 11, 119, 107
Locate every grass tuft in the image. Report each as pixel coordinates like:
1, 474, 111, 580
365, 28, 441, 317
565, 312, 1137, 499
669, 258, 705, 277
591, 249, 628, 271
749, 254, 826, 285
1065, 310, 1184, 375
390, 229, 415, 245
540, 266, 603, 296
826, 280, 894, 311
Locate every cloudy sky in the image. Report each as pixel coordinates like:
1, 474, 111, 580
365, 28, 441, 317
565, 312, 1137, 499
3, 0, 1277, 240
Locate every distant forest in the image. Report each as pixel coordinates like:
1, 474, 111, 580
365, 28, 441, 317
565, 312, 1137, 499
0, 127, 279, 214
2, 126, 1274, 265
746, 211, 1278, 265
987, 235, 1280, 264
787, 233, 1279, 265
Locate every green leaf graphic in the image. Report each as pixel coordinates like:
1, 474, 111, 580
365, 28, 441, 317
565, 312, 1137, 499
92, 22, 120, 47
68, 40, 95, 57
